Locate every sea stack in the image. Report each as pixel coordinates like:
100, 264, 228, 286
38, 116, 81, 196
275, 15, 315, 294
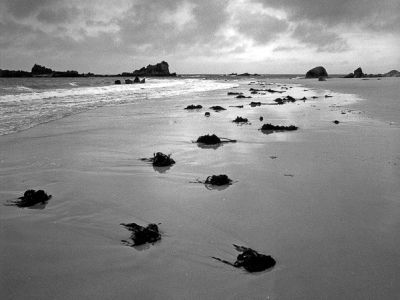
305, 66, 328, 79
132, 61, 176, 77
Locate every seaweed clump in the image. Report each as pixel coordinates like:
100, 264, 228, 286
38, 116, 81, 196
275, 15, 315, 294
232, 116, 248, 123
236, 94, 252, 99
151, 152, 175, 167
185, 104, 202, 110
213, 245, 276, 273
121, 223, 161, 246
274, 96, 296, 105
205, 174, 232, 186
13, 190, 51, 208
196, 134, 221, 145
209, 106, 226, 112
196, 134, 236, 145
260, 123, 298, 131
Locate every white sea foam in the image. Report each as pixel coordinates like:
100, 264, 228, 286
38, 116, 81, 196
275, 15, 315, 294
0, 78, 237, 135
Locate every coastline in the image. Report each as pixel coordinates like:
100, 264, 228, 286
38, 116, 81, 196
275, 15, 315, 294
1, 77, 399, 299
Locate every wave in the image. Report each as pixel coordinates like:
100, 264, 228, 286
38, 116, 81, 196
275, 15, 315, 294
0, 78, 237, 136
1, 85, 35, 92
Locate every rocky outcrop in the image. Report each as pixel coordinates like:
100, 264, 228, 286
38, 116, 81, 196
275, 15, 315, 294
132, 61, 176, 77
353, 67, 364, 78
383, 70, 400, 77
305, 66, 328, 78
31, 64, 53, 75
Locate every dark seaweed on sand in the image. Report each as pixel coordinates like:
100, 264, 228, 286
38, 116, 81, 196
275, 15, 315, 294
236, 94, 252, 99
141, 152, 175, 167
196, 134, 236, 145
260, 123, 298, 131
209, 106, 226, 111
121, 223, 161, 246
205, 174, 232, 186
232, 116, 249, 123
10, 190, 51, 208
212, 245, 276, 273
185, 104, 203, 110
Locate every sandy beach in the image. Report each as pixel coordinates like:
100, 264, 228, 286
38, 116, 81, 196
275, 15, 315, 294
1, 77, 399, 299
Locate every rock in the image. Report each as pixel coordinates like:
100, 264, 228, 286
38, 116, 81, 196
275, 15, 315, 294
261, 124, 298, 131
140, 78, 146, 83
213, 245, 276, 273
205, 175, 232, 186
133, 76, 140, 83
333, 120, 340, 124
250, 102, 262, 107
125, 79, 133, 84
232, 116, 248, 123
344, 73, 354, 78
185, 105, 203, 110
13, 190, 51, 208
115, 80, 121, 84
300, 97, 307, 100
259, 116, 263, 121
196, 134, 236, 145
274, 96, 295, 105
227, 92, 243, 95
236, 94, 251, 99
354, 67, 364, 78
305, 66, 328, 78
229, 105, 244, 108
196, 134, 221, 145
132, 61, 175, 77
121, 223, 161, 246
318, 76, 326, 81
325, 95, 333, 98
31, 64, 53, 75
150, 152, 175, 167
205, 112, 210, 117
209, 106, 226, 111
383, 70, 400, 77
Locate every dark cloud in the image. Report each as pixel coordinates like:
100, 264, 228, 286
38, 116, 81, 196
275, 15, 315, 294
37, 6, 78, 24
253, 0, 400, 32
292, 23, 349, 52
235, 13, 289, 44
3, 0, 58, 19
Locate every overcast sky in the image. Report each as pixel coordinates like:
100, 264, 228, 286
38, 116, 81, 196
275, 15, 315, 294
0, 0, 399, 74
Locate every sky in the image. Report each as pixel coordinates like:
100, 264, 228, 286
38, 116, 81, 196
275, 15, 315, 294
0, 0, 399, 74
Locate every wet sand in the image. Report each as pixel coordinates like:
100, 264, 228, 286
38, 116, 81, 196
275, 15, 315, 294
1, 79, 399, 299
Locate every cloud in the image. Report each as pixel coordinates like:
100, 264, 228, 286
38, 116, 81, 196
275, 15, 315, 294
0, 0, 398, 73
37, 6, 78, 24
292, 22, 349, 52
253, 0, 400, 33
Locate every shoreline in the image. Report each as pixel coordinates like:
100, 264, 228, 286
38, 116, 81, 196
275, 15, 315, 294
1, 78, 399, 299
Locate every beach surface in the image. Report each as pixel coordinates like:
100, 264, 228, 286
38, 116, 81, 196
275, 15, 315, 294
1, 77, 399, 299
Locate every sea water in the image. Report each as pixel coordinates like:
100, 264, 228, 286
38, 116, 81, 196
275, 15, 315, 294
0, 77, 237, 136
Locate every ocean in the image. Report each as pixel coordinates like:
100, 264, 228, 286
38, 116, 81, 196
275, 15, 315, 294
0, 76, 238, 136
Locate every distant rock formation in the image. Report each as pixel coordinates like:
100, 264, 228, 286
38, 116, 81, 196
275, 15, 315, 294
31, 64, 53, 75
305, 66, 328, 78
343, 67, 400, 78
353, 67, 364, 78
0, 69, 32, 77
383, 70, 400, 77
131, 61, 176, 77
30, 64, 81, 77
